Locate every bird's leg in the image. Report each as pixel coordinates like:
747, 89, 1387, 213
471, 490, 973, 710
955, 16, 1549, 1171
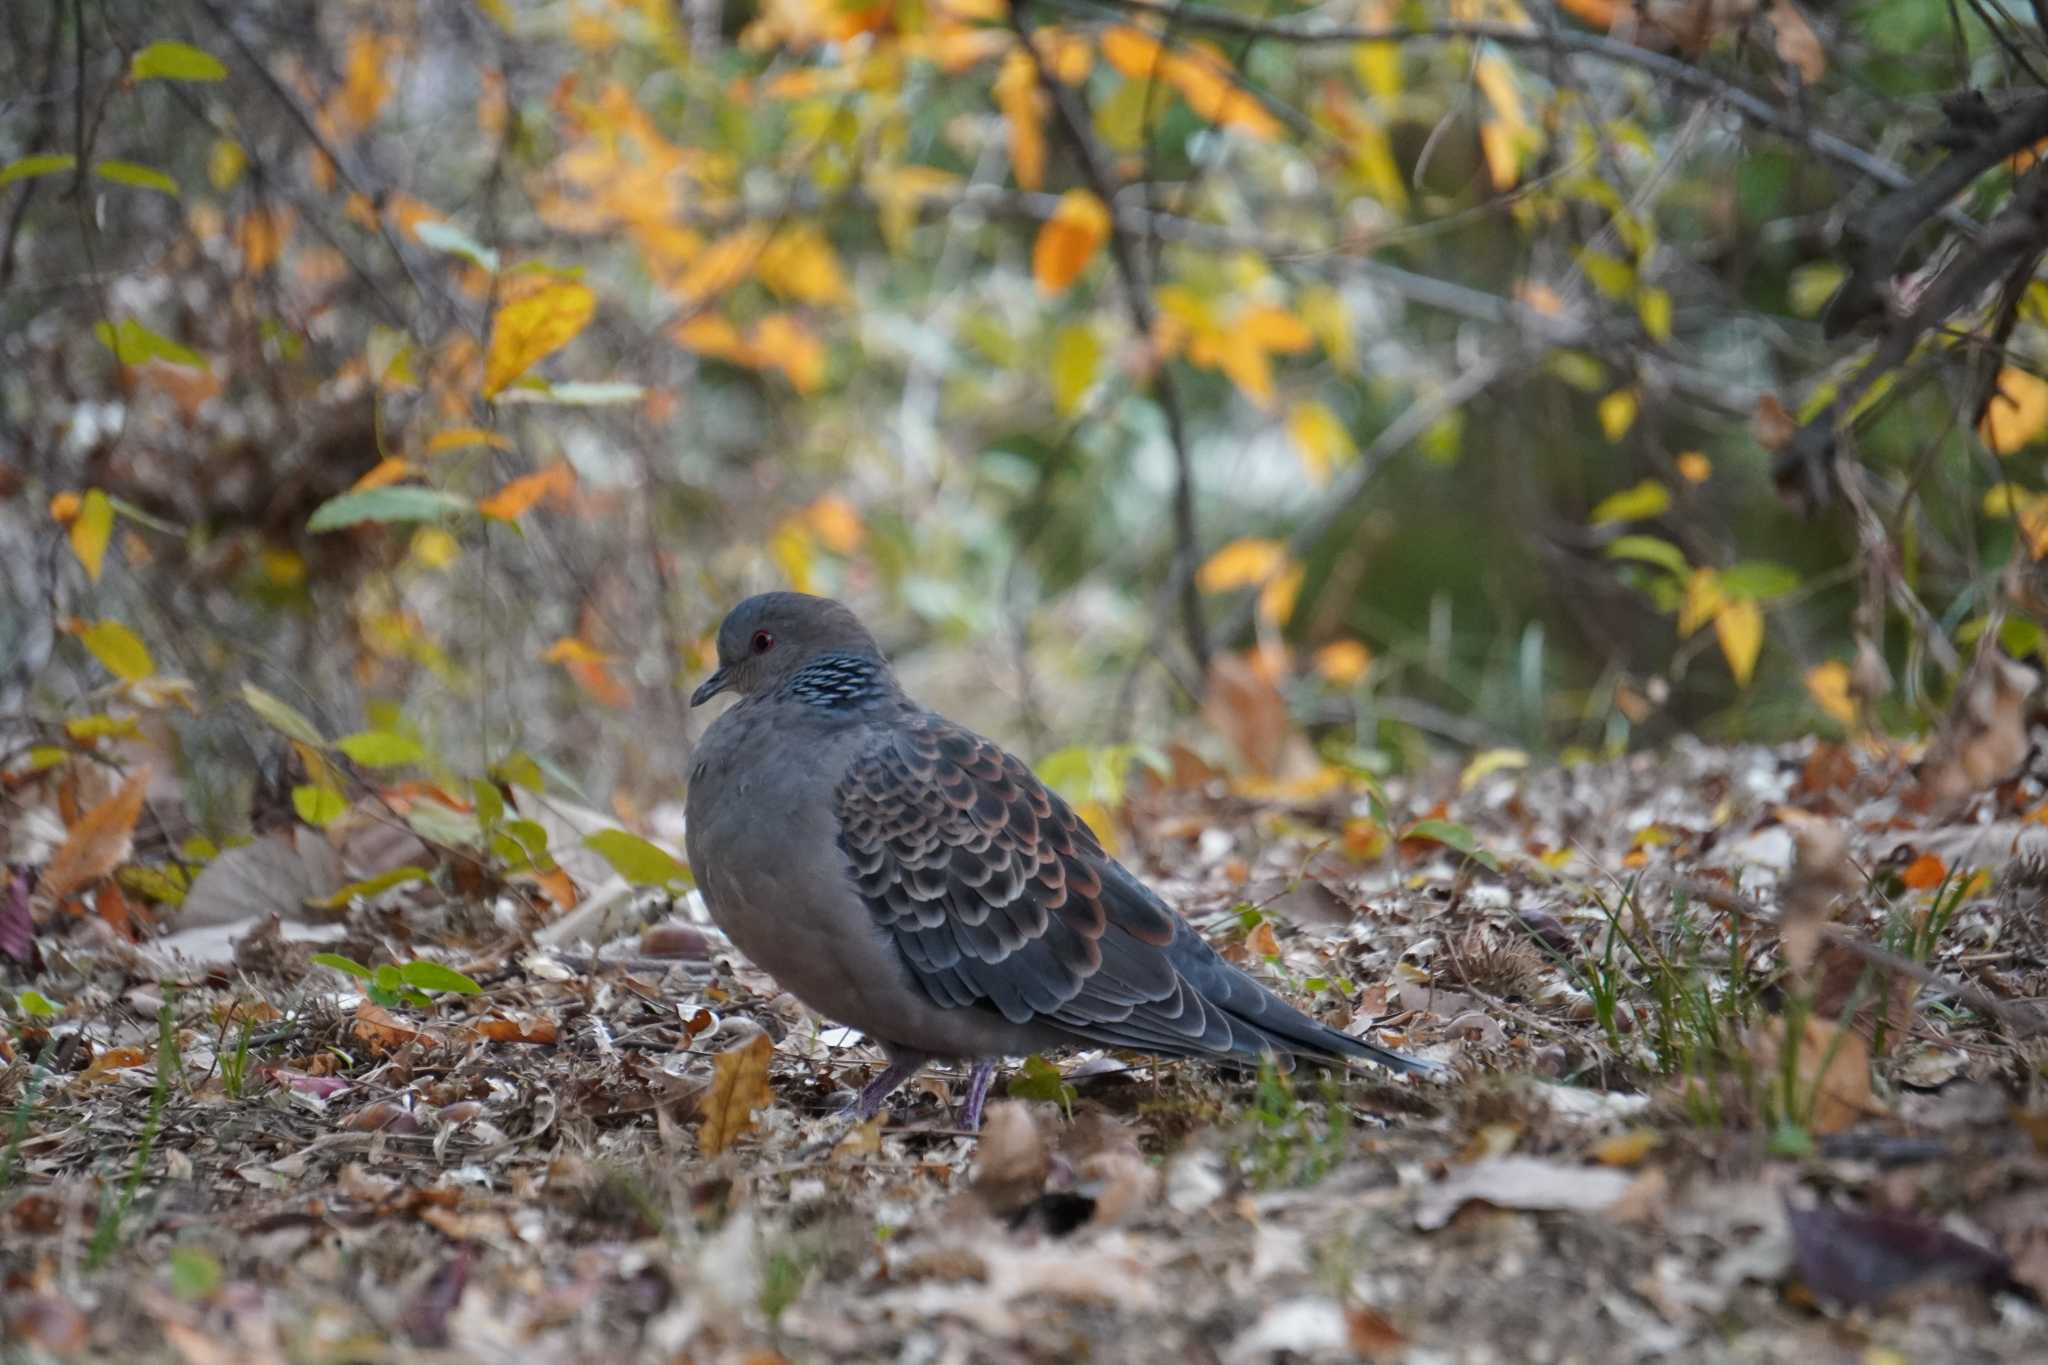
850, 1060, 922, 1119
958, 1061, 997, 1132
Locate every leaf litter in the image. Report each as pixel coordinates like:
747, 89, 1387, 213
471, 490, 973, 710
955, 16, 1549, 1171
3, 737, 2048, 1359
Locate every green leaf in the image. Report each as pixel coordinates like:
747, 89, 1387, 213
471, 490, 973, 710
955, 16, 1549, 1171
93, 160, 180, 195
399, 961, 482, 995
309, 952, 373, 981
1605, 534, 1689, 578
291, 784, 347, 826
79, 619, 154, 681
1589, 479, 1671, 526
307, 486, 471, 533
1401, 818, 1500, 871
1049, 323, 1100, 417
583, 829, 691, 886
94, 318, 208, 370
1719, 561, 1801, 602
371, 964, 404, 1001
1006, 1054, 1076, 1113
311, 866, 431, 908
131, 41, 226, 82
490, 752, 545, 793
15, 989, 60, 1018
413, 220, 500, 273
118, 864, 191, 905
0, 153, 76, 187
241, 682, 327, 746
336, 730, 426, 768
169, 1246, 223, 1300
472, 779, 505, 829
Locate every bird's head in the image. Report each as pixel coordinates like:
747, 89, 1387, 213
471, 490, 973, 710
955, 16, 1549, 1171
690, 592, 886, 707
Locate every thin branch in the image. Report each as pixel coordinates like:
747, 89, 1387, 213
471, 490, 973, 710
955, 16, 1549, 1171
1677, 878, 2038, 1031
1041, 0, 1963, 213
1008, 0, 1212, 681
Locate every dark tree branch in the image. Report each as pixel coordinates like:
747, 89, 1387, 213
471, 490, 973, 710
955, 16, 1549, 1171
1774, 166, 2048, 506
1007, 0, 1212, 683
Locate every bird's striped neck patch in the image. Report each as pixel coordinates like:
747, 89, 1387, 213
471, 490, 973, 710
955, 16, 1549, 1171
781, 652, 891, 708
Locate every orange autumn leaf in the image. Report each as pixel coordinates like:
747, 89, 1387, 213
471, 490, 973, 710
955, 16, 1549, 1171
483, 281, 596, 396
567, 656, 631, 708
478, 463, 575, 521
1033, 189, 1111, 297
39, 766, 152, 900
351, 458, 413, 492
993, 47, 1047, 191
237, 206, 295, 274
1900, 853, 1947, 890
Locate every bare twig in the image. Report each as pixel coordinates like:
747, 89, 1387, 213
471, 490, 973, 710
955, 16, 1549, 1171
1009, 1, 1212, 681
1677, 878, 2038, 1030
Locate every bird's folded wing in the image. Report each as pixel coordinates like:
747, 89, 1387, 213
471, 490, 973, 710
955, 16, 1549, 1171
836, 713, 1286, 1058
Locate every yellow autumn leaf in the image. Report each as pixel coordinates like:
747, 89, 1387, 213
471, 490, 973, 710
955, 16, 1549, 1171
1050, 322, 1101, 417
541, 637, 610, 664
1258, 563, 1305, 624
71, 488, 114, 583
350, 457, 413, 492
994, 47, 1047, 191
333, 30, 399, 136
751, 314, 826, 394
1676, 451, 1711, 483
409, 527, 460, 569
1198, 537, 1290, 593
755, 223, 848, 306
1459, 747, 1530, 791
771, 519, 815, 594
237, 206, 294, 274
1240, 306, 1313, 353
1588, 479, 1671, 525
1100, 26, 1165, 79
671, 226, 769, 305
426, 426, 510, 456
698, 1032, 776, 1156
1714, 598, 1764, 686
483, 281, 596, 396
1163, 40, 1282, 140
1313, 640, 1372, 687
1678, 567, 1722, 639
1805, 660, 1856, 728
1288, 400, 1355, 486
478, 463, 574, 521
1981, 367, 2048, 454
804, 494, 865, 555
1033, 189, 1111, 297
79, 619, 155, 682
1598, 389, 1639, 441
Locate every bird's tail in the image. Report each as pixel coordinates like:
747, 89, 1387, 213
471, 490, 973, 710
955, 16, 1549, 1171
1315, 1025, 1448, 1078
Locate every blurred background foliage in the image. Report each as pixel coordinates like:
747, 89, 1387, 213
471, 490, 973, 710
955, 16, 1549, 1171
6, 0, 2048, 836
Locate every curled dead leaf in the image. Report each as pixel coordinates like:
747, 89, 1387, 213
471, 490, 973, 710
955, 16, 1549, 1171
37, 765, 152, 900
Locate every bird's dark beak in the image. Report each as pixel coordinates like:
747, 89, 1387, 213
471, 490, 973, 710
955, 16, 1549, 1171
690, 667, 732, 708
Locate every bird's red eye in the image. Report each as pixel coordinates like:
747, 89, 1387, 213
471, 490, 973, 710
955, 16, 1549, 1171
750, 630, 776, 655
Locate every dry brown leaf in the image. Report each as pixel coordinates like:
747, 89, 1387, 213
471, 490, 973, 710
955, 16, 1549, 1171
698, 1032, 775, 1156
38, 765, 151, 900
353, 1001, 440, 1053
1767, 0, 1825, 82
1915, 655, 2037, 809
1753, 1015, 1882, 1135
1203, 651, 1317, 779
972, 1100, 1051, 1215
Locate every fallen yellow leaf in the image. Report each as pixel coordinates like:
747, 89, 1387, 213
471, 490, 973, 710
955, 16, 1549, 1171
699, 1032, 776, 1156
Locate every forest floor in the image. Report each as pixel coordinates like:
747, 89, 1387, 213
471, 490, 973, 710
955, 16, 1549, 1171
4, 732, 2047, 1363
